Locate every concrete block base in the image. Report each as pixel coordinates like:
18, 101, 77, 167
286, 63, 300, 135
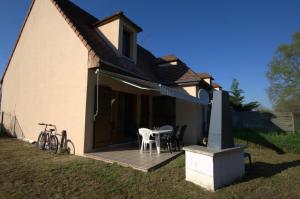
183, 145, 245, 191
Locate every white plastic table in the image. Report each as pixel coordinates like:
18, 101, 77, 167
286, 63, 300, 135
151, 129, 172, 154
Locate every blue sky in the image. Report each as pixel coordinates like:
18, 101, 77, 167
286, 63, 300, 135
1, 0, 300, 109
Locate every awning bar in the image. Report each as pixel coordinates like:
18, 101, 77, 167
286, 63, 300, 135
98, 69, 206, 105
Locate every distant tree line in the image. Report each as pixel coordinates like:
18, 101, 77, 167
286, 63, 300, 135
266, 31, 300, 130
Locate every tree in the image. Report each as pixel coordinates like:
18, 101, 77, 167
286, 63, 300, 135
267, 32, 300, 131
229, 78, 260, 111
266, 32, 300, 105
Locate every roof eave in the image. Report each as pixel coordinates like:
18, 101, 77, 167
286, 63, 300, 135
175, 79, 201, 84
93, 11, 143, 33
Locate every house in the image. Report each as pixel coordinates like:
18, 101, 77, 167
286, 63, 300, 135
0, 0, 222, 155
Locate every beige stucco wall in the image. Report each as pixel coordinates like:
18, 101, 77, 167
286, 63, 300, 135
97, 19, 120, 53
1, 0, 89, 155
176, 99, 203, 145
178, 85, 197, 97
204, 78, 211, 85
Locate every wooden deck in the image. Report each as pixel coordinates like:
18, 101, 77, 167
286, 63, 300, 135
85, 146, 183, 172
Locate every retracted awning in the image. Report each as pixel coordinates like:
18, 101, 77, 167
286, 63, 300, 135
99, 70, 206, 105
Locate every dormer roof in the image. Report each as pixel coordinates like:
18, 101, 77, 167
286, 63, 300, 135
197, 72, 215, 80
155, 55, 181, 64
94, 11, 142, 32
212, 82, 222, 88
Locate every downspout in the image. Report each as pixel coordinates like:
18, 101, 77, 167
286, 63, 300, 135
92, 67, 100, 150
93, 68, 100, 121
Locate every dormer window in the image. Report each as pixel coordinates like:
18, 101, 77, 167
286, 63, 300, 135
94, 12, 142, 63
122, 29, 132, 58
197, 72, 214, 85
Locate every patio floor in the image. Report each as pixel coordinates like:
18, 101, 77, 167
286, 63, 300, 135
84, 146, 183, 172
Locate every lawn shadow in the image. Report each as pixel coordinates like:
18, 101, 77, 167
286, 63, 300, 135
235, 128, 285, 154
243, 159, 300, 182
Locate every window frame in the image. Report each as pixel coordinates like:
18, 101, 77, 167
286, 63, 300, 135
122, 28, 132, 59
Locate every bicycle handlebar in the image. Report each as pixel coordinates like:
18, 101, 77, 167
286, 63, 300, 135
38, 123, 55, 126
38, 123, 56, 129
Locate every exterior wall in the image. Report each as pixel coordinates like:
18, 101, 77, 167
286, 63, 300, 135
180, 85, 197, 97
97, 19, 120, 53
1, 0, 89, 155
204, 78, 211, 85
176, 99, 203, 145
84, 70, 96, 153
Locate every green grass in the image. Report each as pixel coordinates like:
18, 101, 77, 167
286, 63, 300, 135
0, 134, 300, 198
234, 128, 300, 154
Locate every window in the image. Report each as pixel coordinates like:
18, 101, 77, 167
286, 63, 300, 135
122, 29, 131, 58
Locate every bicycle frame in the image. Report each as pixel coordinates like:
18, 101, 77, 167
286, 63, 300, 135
38, 123, 57, 149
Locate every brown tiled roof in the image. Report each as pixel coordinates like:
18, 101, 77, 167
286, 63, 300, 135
212, 82, 222, 88
1, 0, 204, 85
154, 55, 200, 84
155, 62, 200, 84
197, 72, 214, 80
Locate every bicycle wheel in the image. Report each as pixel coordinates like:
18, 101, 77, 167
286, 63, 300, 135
65, 140, 75, 155
49, 135, 58, 153
37, 132, 46, 150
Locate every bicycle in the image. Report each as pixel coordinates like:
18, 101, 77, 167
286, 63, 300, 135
57, 130, 76, 154
37, 123, 59, 153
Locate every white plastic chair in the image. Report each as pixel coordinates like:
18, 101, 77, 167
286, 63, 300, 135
139, 128, 155, 155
